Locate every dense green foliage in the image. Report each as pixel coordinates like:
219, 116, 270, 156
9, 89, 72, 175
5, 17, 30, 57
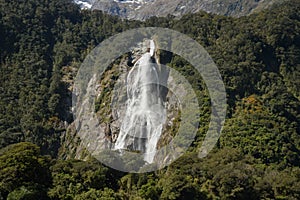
0, 0, 300, 199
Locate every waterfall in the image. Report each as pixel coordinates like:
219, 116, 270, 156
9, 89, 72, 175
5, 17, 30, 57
114, 40, 166, 163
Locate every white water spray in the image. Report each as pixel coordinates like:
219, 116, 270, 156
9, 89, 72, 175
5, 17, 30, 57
114, 40, 166, 163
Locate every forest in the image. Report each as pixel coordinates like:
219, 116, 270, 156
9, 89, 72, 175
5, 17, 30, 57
0, 0, 300, 199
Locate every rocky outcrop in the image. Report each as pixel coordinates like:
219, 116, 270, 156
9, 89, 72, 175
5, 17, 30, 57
59, 40, 182, 168
89, 0, 282, 20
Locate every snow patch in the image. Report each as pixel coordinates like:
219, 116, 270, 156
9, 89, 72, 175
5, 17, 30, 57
114, 0, 151, 4
74, 0, 93, 9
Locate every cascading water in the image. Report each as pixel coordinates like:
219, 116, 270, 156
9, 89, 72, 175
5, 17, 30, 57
114, 40, 166, 163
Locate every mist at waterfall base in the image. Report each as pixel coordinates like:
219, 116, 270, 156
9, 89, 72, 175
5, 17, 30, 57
114, 40, 166, 164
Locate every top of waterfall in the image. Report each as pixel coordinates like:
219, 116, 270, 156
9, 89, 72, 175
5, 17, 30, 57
150, 40, 155, 57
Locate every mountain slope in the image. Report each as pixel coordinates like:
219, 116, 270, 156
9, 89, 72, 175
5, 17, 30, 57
77, 0, 284, 20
